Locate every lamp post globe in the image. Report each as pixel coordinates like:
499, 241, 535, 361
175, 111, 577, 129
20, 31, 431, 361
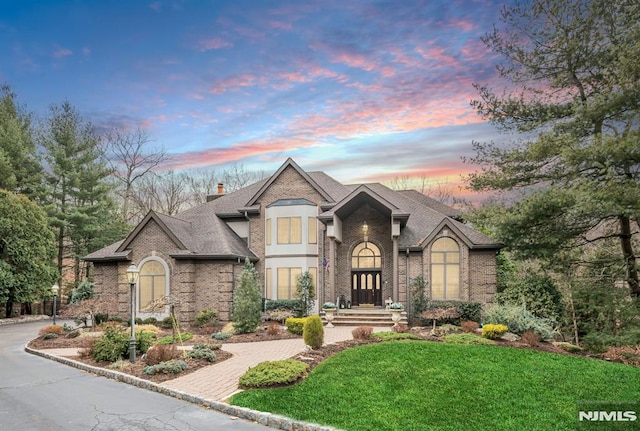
126, 263, 139, 363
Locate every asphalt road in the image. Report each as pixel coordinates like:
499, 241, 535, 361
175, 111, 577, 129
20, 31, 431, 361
0, 320, 276, 431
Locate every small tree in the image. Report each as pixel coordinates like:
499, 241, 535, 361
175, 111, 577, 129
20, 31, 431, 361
421, 307, 460, 331
295, 271, 316, 317
232, 258, 263, 334
70, 280, 95, 304
410, 276, 429, 317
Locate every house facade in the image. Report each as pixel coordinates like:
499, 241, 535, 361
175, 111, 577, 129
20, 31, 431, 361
84, 159, 501, 326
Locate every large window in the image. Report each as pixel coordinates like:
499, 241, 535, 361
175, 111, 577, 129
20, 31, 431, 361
277, 267, 301, 299
308, 217, 317, 244
139, 259, 167, 312
277, 217, 302, 244
431, 237, 460, 300
351, 242, 382, 269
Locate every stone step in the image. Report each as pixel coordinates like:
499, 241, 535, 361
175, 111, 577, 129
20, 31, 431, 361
321, 310, 408, 327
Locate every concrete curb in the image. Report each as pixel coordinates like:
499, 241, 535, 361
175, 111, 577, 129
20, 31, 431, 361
25, 346, 343, 431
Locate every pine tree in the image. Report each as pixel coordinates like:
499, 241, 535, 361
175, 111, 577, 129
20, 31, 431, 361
295, 271, 316, 317
232, 259, 263, 334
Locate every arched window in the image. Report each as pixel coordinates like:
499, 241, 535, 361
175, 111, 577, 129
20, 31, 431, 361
431, 237, 460, 300
138, 258, 169, 313
351, 242, 381, 269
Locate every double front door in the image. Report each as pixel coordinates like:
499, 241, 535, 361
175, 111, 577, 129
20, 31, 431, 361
351, 271, 382, 306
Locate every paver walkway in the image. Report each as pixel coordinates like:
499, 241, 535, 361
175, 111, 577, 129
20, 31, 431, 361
161, 326, 384, 401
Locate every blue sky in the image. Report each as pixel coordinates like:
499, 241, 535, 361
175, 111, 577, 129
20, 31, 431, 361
0, 0, 511, 199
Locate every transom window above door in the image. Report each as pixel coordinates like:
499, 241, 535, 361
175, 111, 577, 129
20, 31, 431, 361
352, 242, 381, 269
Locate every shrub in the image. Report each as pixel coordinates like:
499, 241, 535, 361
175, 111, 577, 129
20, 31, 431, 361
186, 343, 217, 362
39, 325, 64, 336
482, 324, 508, 340
238, 359, 308, 388
232, 258, 263, 333
444, 333, 495, 345
160, 316, 174, 329
94, 314, 109, 325
212, 332, 232, 340
43, 333, 59, 340
107, 316, 124, 323
135, 331, 155, 354
482, 304, 557, 340
496, 271, 564, 320
264, 299, 303, 312
143, 359, 188, 375
421, 301, 482, 325
421, 307, 460, 330
135, 324, 162, 336
352, 326, 373, 340
195, 309, 217, 327
264, 309, 294, 323
303, 315, 324, 349
521, 331, 541, 347
145, 344, 180, 365
142, 317, 158, 325
156, 332, 194, 345
602, 346, 640, 366
93, 325, 129, 362
70, 279, 95, 303
372, 332, 421, 341
410, 275, 429, 316
285, 317, 307, 335
392, 323, 409, 333
581, 331, 640, 353
266, 322, 280, 336
461, 320, 479, 333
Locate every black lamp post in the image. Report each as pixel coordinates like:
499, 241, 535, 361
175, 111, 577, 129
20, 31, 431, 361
126, 263, 139, 363
51, 284, 59, 325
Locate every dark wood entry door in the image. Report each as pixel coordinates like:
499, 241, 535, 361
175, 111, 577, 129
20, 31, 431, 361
351, 271, 382, 306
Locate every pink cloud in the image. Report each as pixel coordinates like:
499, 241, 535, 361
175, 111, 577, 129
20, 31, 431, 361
198, 37, 233, 51
269, 20, 292, 30
209, 74, 256, 94
331, 52, 376, 72
448, 19, 476, 32
52, 46, 72, 58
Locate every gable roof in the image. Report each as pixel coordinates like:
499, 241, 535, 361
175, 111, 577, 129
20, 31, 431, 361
116, 210, 188, 253
246, 158, 333, 205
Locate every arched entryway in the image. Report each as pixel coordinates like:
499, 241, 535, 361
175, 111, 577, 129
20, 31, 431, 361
351, 242, 382, 306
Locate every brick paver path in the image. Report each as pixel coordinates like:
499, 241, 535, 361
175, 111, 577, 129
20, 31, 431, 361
161, 326, 386, 401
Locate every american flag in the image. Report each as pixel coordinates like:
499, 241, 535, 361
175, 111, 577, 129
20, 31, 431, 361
322, 257, 329, 271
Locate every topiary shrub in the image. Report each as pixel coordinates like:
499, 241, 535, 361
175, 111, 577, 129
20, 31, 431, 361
143, 359, 188, 375
238, 359, 308, 388
303, 315, 324, 349
186, 343, 217, 362
482, 304, 557, 340
194, 309, 217, 327
156, 332, 194, 345
285, 317, 307, 335
482, 324, 508, 340
352, 326, 373, 340
264, 299, 303, 312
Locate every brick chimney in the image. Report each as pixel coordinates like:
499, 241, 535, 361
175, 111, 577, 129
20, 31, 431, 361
217, 183, 224, 195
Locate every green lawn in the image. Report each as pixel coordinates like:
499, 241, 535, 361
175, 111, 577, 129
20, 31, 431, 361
231, 341, 640, 431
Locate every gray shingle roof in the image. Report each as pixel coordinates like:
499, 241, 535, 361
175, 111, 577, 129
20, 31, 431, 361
84, 159, 500, 262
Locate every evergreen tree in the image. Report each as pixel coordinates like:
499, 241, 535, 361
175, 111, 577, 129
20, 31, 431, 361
39, 102, 124, 288
466, 0, 640, 295
295, 271, 316, 317
232, 259, 263, 334
0, 84, 42, 197
0, 190, 57, 317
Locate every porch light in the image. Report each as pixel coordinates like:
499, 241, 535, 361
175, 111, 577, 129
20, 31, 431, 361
127, 263, 140, 285
126, 263, 139, 363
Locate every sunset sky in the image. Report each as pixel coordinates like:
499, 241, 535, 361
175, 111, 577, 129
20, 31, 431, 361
0, 0, 513, 199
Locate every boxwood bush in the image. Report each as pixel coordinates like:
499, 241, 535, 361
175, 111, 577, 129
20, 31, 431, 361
303, 315, 324, 349
239, 359, 308, 388
285, 317, 307, 335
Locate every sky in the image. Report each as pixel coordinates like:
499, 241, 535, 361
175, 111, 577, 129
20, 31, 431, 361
0, 0, 513, 200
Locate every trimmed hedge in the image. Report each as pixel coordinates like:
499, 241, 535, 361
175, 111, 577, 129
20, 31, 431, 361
285, 317, 307, 335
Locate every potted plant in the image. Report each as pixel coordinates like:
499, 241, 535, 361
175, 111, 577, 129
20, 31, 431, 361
388, 302, 404, 327
322, 302, 337, 327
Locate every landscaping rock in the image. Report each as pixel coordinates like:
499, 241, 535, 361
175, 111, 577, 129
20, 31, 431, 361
501, 332, 520, 342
